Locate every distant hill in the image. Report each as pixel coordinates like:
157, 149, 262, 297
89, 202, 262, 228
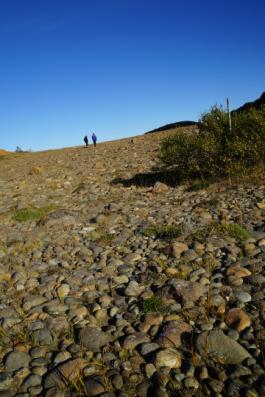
233, 92, 265, 113
0, 149, 9, 156
145, 120, 198, 134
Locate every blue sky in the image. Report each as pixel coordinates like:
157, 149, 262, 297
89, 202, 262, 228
0, 0, 265, 151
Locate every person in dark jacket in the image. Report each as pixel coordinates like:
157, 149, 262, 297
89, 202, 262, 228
92, 133, 97, 147
84, 135, 88, 147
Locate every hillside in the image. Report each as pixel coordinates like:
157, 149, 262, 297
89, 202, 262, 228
145, 121, 198, 134
0, 130, 264, 396
0, 149, 9, 156
233, 91, 265, 113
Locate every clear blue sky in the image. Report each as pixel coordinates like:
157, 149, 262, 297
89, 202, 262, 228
1, 0, 265, 151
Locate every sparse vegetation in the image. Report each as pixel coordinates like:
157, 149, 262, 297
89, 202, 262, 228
144, 224, 182, 239
215, 222, 251, 241
140, 296, 166, 314
100, 232, 115, 244
159, 104, 265, 181
187, 222, 250, 243
14, 206, 55, 222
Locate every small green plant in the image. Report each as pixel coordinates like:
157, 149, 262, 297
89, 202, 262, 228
14, 206, 54, 222
140, 296, 166, 314
68, 374, 87, 395
204, 257, 220, 273
144, 224, 182, 239
215, 222, 251, 241
100, 232, 115, 244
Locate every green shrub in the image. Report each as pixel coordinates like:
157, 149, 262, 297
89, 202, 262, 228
159, 104, 265, 180
144, 224, 182, 239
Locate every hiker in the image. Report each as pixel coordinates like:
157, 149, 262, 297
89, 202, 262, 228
92, 133, 97, 147
84, 135, 88, 147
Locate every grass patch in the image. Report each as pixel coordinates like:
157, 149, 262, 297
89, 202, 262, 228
100, 232, 115, 244
144, 224, 182, 239
14, 206, 55, 222
215, 222, 251, 241
188, 222, 250, 244
140, 296, 166, 314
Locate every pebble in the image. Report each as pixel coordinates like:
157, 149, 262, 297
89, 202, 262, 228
4, 352, 30, 371
153, 348, 181, 369
234, 291, 252, 303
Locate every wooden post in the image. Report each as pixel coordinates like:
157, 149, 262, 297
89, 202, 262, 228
227, 97, 232, 132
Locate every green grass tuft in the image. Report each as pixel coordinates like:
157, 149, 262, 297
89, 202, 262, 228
140, 296, 166, 314
215, 222, 251, 241
144, 224, 182, 239
14, 207, 54, 222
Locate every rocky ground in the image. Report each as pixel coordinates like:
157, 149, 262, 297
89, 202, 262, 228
0, 130, 264, 397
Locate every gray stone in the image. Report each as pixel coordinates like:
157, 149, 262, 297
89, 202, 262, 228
31, 329, 53, 345
234, 291, 251, 303
45, 388, 64, 397
4, 352, 30, 371
44, 358, 85, 389
30, 347, 47, 359
122, 333, 150, 350
139, 343, 160, 357
76, 326, 112, 351
84, 376, 105, 396
195, 330, 251, 364
124, 280, 144, 297
158, 279, 206, 303
21, 375, 42, 391
53, 351, 72, 365
111, 374, 123, 390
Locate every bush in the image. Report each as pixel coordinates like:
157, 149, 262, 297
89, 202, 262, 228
159, 104, 265, 179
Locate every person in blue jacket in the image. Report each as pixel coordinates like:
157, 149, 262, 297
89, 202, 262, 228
92, 133, 97, 147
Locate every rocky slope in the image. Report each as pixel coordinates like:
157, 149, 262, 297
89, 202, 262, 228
0, 130, 264, 397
